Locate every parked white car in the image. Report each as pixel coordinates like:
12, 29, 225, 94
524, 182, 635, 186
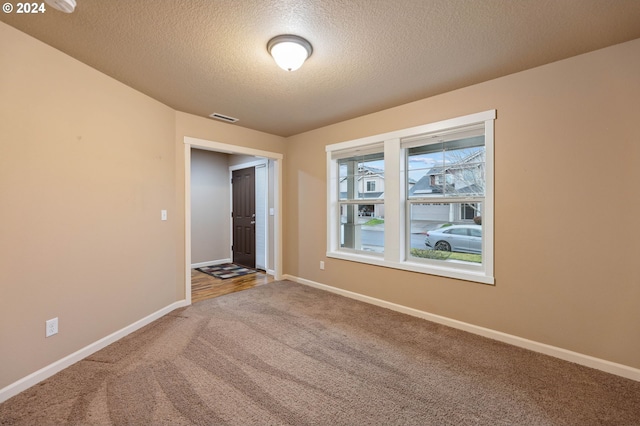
425, 224, 482, 254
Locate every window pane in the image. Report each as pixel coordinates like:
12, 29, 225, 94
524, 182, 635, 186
339, 153, 384, 201
407, 135, 485, 198
443, 144, 485, 197
340, 203, 384, 253
461, 202, 478, 220
408, 202, 482, 264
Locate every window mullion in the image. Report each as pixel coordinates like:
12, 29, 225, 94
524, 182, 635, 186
383, 138, 401, 263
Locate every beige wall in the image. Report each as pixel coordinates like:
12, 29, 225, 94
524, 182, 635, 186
0, 23, 178, 387
0, 24, 287, 391
190, 150, 231, 264
284, 38, 640, 369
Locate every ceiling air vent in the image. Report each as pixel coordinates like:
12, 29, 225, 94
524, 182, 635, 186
209, 113, 239, 123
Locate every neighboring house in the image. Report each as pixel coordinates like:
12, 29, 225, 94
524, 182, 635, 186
339, 165, 385, 218
338, 154, 483, 223
339, 165, 419, 219
408, 150, 485, 223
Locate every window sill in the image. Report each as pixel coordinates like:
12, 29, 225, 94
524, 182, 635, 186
326, 251, 495, 285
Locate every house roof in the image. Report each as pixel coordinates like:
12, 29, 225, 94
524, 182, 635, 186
360, 165, 383, 176
408, 175, 482, 197
3, 1, 639, 136
408, 175, 441, 196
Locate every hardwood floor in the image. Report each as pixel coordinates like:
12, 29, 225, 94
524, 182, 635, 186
191, 268, 275, 303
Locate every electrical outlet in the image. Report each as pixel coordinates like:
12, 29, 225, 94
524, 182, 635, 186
46, 317, 58, 337
161, 210, 167, 221
320, 261, 325, 270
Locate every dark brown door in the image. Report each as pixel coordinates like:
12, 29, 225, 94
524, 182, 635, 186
232, 167, 256, 268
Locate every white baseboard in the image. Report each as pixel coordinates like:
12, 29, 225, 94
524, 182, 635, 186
191, 258, 231, 269
283, 274, 640, 383
0, 299, 189, 404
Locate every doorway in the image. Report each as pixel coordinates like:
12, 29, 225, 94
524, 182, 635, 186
184, 136, 283, 305
232, 167, 256, 268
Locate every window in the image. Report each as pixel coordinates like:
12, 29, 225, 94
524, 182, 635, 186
461, 203, 478, 221
337, 150, 384, 254
406, 124, 486, 266
326, 111, 494, 284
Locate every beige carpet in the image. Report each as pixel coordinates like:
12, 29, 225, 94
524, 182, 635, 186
1, 280, 639, 425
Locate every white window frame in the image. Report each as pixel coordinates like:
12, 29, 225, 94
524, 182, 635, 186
335, 148, 385, 256
326, 110, 495, 285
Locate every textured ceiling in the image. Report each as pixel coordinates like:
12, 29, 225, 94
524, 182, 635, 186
2, 0, 640, 136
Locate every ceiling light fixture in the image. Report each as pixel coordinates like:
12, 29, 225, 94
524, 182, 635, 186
267, 35, 313, 72
45, 0, 76, 13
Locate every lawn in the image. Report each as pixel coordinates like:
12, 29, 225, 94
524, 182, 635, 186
410, 248, 482, 263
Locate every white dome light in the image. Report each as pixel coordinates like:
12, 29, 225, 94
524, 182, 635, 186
267, 35, 313, 72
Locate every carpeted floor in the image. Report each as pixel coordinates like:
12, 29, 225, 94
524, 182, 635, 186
1, 280, 639, 425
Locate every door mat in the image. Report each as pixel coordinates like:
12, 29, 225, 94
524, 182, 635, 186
196, 263, 257, 280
